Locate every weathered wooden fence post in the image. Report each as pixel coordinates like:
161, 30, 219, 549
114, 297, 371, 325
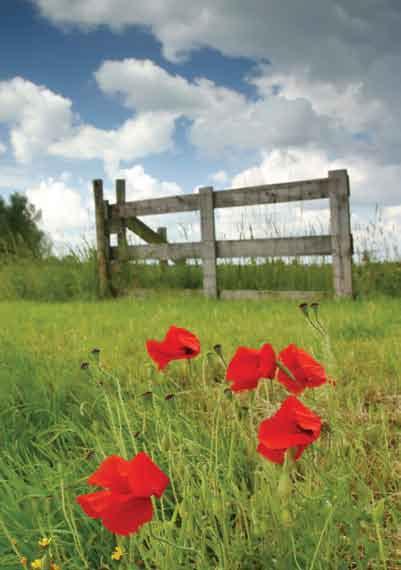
328, 169, 353, 297
93, 179, 112, 297
116, 179, 128, 261
157, 227, 168, 270
199, 186, 218, 298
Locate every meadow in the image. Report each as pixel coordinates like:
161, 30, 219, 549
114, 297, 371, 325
0, 294, 400, 569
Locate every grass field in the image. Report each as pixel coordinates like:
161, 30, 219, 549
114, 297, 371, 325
0, 294, 400, 569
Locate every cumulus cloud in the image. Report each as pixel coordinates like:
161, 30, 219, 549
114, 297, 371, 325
49, 111, 177, 177
26, 178, 91, 242
0, 75, 178, 174
212, 146, 401, 245
95, 58, 346, 158
0, 77, 73, 162
33, 1, 401, 72
230, 147, 401, 207
34, 1, 401, 164
108, 163, 183, 202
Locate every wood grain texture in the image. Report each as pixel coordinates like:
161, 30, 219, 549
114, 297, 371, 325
329, 170, 353, 297
199, 187, 218, 298
93, 180, 112, 297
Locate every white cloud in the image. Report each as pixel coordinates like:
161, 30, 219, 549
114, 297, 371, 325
26, 178, 90, 239
108, 163, 183, 202
0, 76, 178, 174
248, 68, 386, 133
34, 1, 401, 164
210, 170, 229, 186
0, 77, 73, 162
230, 147, 401, 207
49, 111, 177, 176
0, 141, 6, 155
33, 1, 401, 72
95, 58, 343, 158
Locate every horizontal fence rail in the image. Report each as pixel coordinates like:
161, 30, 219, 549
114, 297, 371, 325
109, 177, 331, 220
110, 235, 333, 261
93, 170, 353, 299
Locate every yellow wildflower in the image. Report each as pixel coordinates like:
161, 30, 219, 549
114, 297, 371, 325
38, 537, 52, 548
111, 545, 125, 561
31, 560, 43, 570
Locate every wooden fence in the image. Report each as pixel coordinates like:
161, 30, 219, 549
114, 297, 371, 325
93, 169, 353, 299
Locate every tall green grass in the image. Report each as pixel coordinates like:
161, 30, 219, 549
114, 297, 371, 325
0, 296, 400, 568
1, 250, 401, 302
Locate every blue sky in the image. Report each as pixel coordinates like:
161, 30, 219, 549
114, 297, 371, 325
1, 1, 401, 256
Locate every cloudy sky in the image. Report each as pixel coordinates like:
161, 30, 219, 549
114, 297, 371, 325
1, 0, 400, 256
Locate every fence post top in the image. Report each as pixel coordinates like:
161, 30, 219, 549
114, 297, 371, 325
328, 169, 348, 178
198, 186, 214, 194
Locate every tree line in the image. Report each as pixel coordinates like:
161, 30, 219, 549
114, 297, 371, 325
0, 193, 50, 257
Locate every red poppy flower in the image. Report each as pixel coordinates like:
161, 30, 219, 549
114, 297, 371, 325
146, 325, 200, 370
277, 344, 327, 395
76, 452, 169, 535
226, 344, 276, 392
257, 396, 322, 464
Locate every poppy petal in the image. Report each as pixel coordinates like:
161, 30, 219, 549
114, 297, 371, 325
166, 326, 200, 356
128, 452, 170, 498
87, 455, 131, 493
146, 340, 173, 370
277, 344, 326, 393
226, 347, 261, 390
257, 397, 321, 463
76, 490, 114, 518
257, 442, 285, 464
101, 497, 153, 535
258, 344, 277, 379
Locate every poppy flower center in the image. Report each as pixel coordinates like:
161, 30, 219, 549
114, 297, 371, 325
182, 346, 195, 355
296, 425, 315, 437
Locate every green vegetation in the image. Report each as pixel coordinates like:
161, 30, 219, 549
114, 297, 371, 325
0, 296, 400, 568
1, 252, 401, 301
0, 193, 50, 258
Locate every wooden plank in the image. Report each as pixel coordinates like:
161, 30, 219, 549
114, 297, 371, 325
125, 217, 167, 244
110, 236, 332, 260
93, 179, 112, 297
110, 242, 202, 261
115, 179, 128, 260
216, 235, 332, 258
120, 287, 328, 300
214, 178, 330, 209
110, 177, 330, 218
111, 194, 199, 219
199, 186, 218, 298
329, 170, 353, 297
110, 235, 331, 261
220, 290, 328, 301
157, 227, 168, 269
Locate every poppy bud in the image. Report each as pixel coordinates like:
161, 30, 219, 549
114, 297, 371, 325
299, 303, 309, 317
213, 344, 227, 367
91, 348, 101, 364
